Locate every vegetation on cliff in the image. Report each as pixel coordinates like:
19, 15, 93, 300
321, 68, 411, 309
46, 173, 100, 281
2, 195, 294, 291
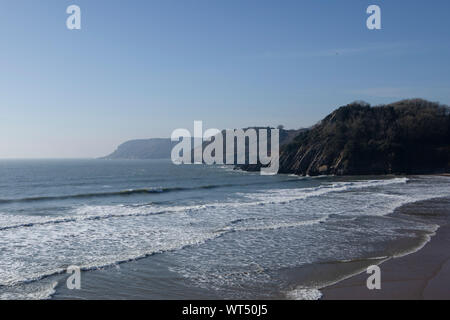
278, 99, 450, 175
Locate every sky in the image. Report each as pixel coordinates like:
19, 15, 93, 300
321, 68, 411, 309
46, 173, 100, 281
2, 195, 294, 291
0, 0, 449, 158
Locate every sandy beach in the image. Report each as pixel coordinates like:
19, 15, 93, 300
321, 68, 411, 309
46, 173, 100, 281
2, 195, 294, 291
322, 196, 450, 300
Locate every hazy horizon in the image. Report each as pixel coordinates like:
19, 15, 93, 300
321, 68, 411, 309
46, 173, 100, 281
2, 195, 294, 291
1, 0, 450, 158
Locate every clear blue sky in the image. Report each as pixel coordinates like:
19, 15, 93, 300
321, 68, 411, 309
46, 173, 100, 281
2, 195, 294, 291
1, 0, 449, 158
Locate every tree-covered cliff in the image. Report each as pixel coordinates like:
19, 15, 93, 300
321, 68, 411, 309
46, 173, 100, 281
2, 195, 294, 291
278, 99, 450, 175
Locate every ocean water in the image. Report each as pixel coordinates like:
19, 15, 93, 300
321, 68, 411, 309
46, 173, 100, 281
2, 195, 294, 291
0, 159, 449, 300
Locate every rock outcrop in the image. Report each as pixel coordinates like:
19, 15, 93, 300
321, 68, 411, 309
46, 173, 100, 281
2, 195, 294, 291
277, 99, 450, 176
102, 138, 174, 159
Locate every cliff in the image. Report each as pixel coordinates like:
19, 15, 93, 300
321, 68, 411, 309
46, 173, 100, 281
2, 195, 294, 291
102, 138, 173, 159
277, 99, 450, 176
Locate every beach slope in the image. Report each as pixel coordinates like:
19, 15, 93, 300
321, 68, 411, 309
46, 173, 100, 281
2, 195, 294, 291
322, 197, 450, 300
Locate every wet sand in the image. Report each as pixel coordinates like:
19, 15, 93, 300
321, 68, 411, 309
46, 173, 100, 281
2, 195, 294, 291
322, 197, 450, 300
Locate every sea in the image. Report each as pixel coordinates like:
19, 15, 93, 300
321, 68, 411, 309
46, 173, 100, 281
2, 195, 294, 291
0, 159, 449, 300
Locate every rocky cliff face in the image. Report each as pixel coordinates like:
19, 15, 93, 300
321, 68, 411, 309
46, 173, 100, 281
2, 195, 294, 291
278, 99, 450, 176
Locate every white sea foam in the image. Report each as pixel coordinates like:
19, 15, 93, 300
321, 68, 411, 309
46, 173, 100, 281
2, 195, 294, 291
242, 177, 409, 204
222, 215, 329, 232
0, 176, 448, 300
0, 178, 410, 232
0, 280, 58, 300
286, 288, 323, 300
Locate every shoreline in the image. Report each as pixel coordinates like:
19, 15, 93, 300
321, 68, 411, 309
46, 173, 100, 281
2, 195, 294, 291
47, 178, 450, 300
321, 197, 450, 300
